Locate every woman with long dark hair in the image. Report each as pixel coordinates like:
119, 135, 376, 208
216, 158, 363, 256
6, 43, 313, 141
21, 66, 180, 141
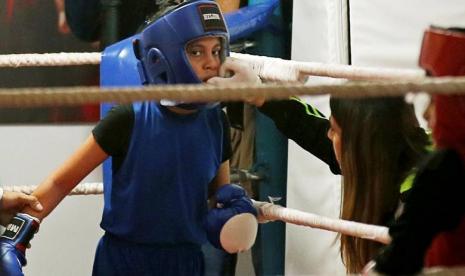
328, 97, 428, 272
208, 59, 430, 273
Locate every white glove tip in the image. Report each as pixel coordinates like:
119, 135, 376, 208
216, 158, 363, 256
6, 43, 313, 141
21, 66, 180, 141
220, 213, 258, 253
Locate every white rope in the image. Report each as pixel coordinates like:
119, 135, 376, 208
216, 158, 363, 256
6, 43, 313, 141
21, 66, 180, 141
231, 52, 426, 81
253, 200, 391, 244
0, 77, 464, 108
0, 52, 101, 67
2, 182, 389, 243
0, 51, 424, 81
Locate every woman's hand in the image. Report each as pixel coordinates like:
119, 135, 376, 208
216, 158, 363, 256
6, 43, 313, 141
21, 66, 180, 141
207, 57, 265, 106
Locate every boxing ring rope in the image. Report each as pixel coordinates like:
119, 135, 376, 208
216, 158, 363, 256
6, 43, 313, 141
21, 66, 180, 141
232, 52, 425, 81
0, 52, 424, 81
0, 52, 101, 68
1, 182, 391, 244
253, 201, 391, 244
0, 77, 464, 107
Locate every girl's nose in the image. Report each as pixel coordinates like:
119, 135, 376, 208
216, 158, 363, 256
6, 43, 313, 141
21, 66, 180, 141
204, 53, 220, 71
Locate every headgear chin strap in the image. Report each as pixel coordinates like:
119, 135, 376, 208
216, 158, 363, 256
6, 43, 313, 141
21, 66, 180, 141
134, 0, 230, 110
419, 26, 465, 162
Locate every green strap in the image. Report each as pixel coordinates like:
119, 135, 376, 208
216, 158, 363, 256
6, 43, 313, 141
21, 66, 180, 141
425, 130, 435, 152
400, 134, 435, 193
400, 171, 416, 194
290, 96, 325, 118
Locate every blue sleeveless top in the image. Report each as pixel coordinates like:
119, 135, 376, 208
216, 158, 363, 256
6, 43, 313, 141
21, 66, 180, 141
100, 102, 224, 245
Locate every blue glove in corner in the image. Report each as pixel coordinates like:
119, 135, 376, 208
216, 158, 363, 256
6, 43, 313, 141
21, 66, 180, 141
0, 213, 40, 276
205, 184, 257, 252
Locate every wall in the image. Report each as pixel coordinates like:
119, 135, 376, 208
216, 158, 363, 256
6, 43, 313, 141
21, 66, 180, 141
287, 1, 346, 275
0, 126, 103, 276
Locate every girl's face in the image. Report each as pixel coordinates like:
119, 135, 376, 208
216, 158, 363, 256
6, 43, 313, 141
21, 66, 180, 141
327, 116, 342, 167
186, 36, 222, 82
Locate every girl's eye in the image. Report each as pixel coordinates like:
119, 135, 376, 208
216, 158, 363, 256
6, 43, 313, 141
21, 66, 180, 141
212, 49, 221, 56
189, 50, 202, 56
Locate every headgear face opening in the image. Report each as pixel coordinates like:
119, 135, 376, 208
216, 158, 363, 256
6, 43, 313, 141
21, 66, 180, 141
135, 0, 229, 87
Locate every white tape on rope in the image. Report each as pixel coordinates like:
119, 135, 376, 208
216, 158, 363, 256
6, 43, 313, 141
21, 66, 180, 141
253, 200, 391, 244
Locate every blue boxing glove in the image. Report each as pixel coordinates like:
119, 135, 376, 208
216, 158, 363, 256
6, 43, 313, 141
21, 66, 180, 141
205, 184, 258, 253
0, 213, 40, 276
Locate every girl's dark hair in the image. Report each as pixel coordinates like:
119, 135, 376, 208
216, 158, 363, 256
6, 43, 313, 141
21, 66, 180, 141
329, 97, 429, 273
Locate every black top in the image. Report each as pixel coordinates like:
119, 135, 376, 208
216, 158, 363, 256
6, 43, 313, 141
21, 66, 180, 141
375, 149, 465, 274
92, 104, 232, 172
258, 99, 341, 174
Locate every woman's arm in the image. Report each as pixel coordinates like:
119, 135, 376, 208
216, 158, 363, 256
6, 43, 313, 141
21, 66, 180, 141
22, 134, 108, 220
207, 57, 340, 174
258, 98, 341, 174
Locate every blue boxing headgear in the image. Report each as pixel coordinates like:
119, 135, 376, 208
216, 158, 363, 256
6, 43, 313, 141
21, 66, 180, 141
134, 0, 230, 109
